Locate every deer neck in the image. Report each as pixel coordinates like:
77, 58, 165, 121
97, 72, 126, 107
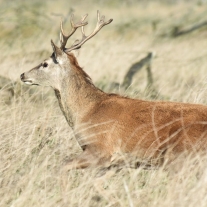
54, 55, 105, 129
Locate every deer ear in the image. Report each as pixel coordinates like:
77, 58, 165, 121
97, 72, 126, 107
51, 40, 64, 61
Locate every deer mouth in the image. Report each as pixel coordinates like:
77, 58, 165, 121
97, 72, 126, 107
22, 80, 39, 86
20, 73, 39, 85
21, 78, 34, 85
23, 80, 33, 85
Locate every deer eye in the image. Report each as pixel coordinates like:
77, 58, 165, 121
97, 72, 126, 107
43, 62, 48, 68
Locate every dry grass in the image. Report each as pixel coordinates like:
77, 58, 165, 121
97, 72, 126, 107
1, 0, 207, 206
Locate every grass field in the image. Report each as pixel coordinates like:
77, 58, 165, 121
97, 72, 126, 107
1, 0, 207, 206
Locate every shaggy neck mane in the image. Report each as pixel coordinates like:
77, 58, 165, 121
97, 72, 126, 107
67, 53, 93, 85
67, 53, 123, 99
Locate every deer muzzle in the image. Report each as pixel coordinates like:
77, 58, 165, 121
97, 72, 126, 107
20, 73, 34, 85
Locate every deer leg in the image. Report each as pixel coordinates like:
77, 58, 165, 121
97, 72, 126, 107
60, 150, 100, 191
62, 150, 99, 171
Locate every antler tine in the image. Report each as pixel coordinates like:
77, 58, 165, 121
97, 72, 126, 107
64, 10, 113, 53
60, 13, 88, 50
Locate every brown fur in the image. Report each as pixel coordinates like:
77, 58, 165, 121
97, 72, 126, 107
57, 54, 207, 171
68, 54, 92, 83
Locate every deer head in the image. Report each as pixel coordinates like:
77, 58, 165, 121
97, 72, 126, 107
20, 11, 113, 90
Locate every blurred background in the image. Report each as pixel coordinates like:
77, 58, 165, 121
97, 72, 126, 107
1, 1, 207, 206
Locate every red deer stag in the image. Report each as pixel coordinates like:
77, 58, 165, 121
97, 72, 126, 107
20, 11, 207, 172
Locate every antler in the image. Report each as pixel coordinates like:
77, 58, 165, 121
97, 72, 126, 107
60, 11, 113, 53
60, 13, 88, 50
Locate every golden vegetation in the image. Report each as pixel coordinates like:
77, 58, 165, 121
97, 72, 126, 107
1, 0, 207, 206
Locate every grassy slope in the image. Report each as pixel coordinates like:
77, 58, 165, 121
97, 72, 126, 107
1, 0, 207, 206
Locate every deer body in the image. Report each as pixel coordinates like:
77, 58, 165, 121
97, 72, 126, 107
20, 11, 207, 171
55, 54, 207, 169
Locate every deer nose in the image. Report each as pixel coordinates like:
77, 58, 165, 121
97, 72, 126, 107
20, 73, 25, 81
